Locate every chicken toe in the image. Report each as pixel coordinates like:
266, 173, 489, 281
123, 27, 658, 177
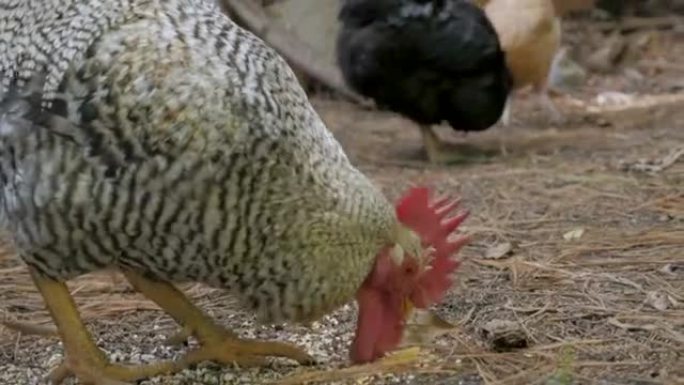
47, 358, 176, 385
122, 269, 315, 368
29, 268, 180, 385
180, 330, 315, 368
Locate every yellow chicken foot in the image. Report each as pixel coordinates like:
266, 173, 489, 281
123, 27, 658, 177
28, 268, 180, 385
122, 269, 315, 368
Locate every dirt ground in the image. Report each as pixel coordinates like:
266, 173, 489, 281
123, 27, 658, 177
1, 14, 683, 385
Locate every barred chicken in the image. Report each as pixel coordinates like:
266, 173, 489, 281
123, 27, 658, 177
336, 0, 512, 164
0, 0, 469, 384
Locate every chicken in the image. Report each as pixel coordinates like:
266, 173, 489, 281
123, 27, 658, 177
0, 0, 470, 384
336, 0, 512, 164
479, 0, 563, 125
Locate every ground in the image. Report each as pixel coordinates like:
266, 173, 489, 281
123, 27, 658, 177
1, 14, 683, 385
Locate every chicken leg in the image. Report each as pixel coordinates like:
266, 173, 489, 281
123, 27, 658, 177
121, 269, 314, 368
500, 96, 513, 126
28, 267, 180, 385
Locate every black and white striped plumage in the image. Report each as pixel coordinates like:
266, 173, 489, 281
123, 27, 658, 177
0, 0, 400, 324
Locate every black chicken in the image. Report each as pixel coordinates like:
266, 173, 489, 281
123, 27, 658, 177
337, 0, 512, 163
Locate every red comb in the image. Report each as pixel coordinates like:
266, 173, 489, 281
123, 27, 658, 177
396, 187, 470, 308
349, 187, 470, 364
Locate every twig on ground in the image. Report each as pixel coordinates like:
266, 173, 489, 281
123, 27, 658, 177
1, 319, 58, 338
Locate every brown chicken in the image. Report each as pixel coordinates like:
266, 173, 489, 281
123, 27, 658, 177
477, 0, 563, 125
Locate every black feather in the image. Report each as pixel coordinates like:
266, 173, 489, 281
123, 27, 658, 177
337, 0, 512, 132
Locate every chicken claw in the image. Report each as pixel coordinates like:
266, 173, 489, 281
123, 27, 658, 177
180, 328, 315, 368
28, 268, 179, 385
122, 270, 315, 368
163, 325, 313, 367
48, 358, 175, 385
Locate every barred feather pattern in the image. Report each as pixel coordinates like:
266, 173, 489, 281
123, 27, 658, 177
0, 0, 397, 323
